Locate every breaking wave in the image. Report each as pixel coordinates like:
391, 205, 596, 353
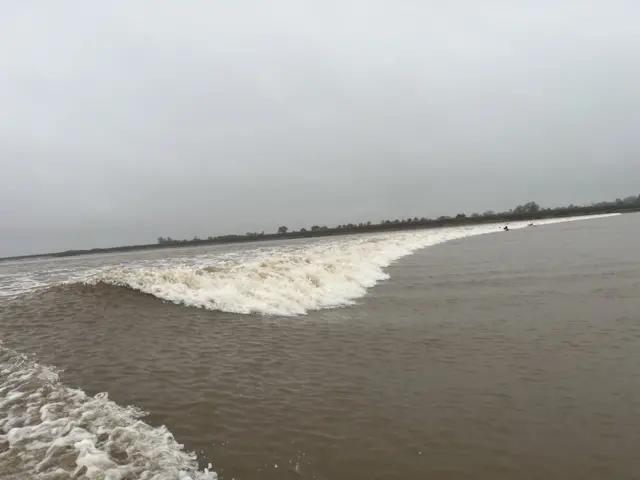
77, 215, 618, 316
0, 346, 216, 479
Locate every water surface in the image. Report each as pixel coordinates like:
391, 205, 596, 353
0, 213, 637, 479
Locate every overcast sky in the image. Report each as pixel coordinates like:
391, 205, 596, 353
1, 1, 639, 255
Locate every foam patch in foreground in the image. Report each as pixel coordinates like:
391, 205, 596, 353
0, 346, 216, 479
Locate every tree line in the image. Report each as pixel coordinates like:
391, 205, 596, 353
156, 194, 640, 246
3, 194, 637, 261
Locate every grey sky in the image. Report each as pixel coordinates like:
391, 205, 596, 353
1, 1, 639, 256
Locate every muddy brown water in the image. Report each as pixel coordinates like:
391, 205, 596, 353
1, 213, 639, 479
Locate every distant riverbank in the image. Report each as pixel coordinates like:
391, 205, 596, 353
2, 202, 637, 262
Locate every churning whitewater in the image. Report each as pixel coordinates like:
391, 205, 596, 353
0, 345, 217, 480
76, 215, 617, 316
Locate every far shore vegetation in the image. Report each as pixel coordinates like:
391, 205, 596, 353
3, 195, 639, 261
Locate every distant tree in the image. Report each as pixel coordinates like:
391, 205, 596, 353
513, 201, 540, 214
471, 212, 480, 218
456, 213, 466, 219
311, 225, 320, 231
300, 227, 307, 233
277, 226, 288, 234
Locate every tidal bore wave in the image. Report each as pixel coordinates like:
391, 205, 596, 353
68, 214, 618, 316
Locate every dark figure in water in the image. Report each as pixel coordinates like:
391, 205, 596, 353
504, 226, 509, 231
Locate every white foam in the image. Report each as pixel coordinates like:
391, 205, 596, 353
0, 346, 217, 479
81, 214, 619, 316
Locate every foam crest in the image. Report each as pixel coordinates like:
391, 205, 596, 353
83, 215, 618, 316
0, 346, 216, 479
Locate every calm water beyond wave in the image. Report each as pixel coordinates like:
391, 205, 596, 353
0, 213, 638, 479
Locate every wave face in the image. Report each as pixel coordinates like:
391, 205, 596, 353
0, 346, 216, 479
78, 215, 618, 316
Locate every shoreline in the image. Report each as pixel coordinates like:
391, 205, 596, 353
1, 207, 634, 263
